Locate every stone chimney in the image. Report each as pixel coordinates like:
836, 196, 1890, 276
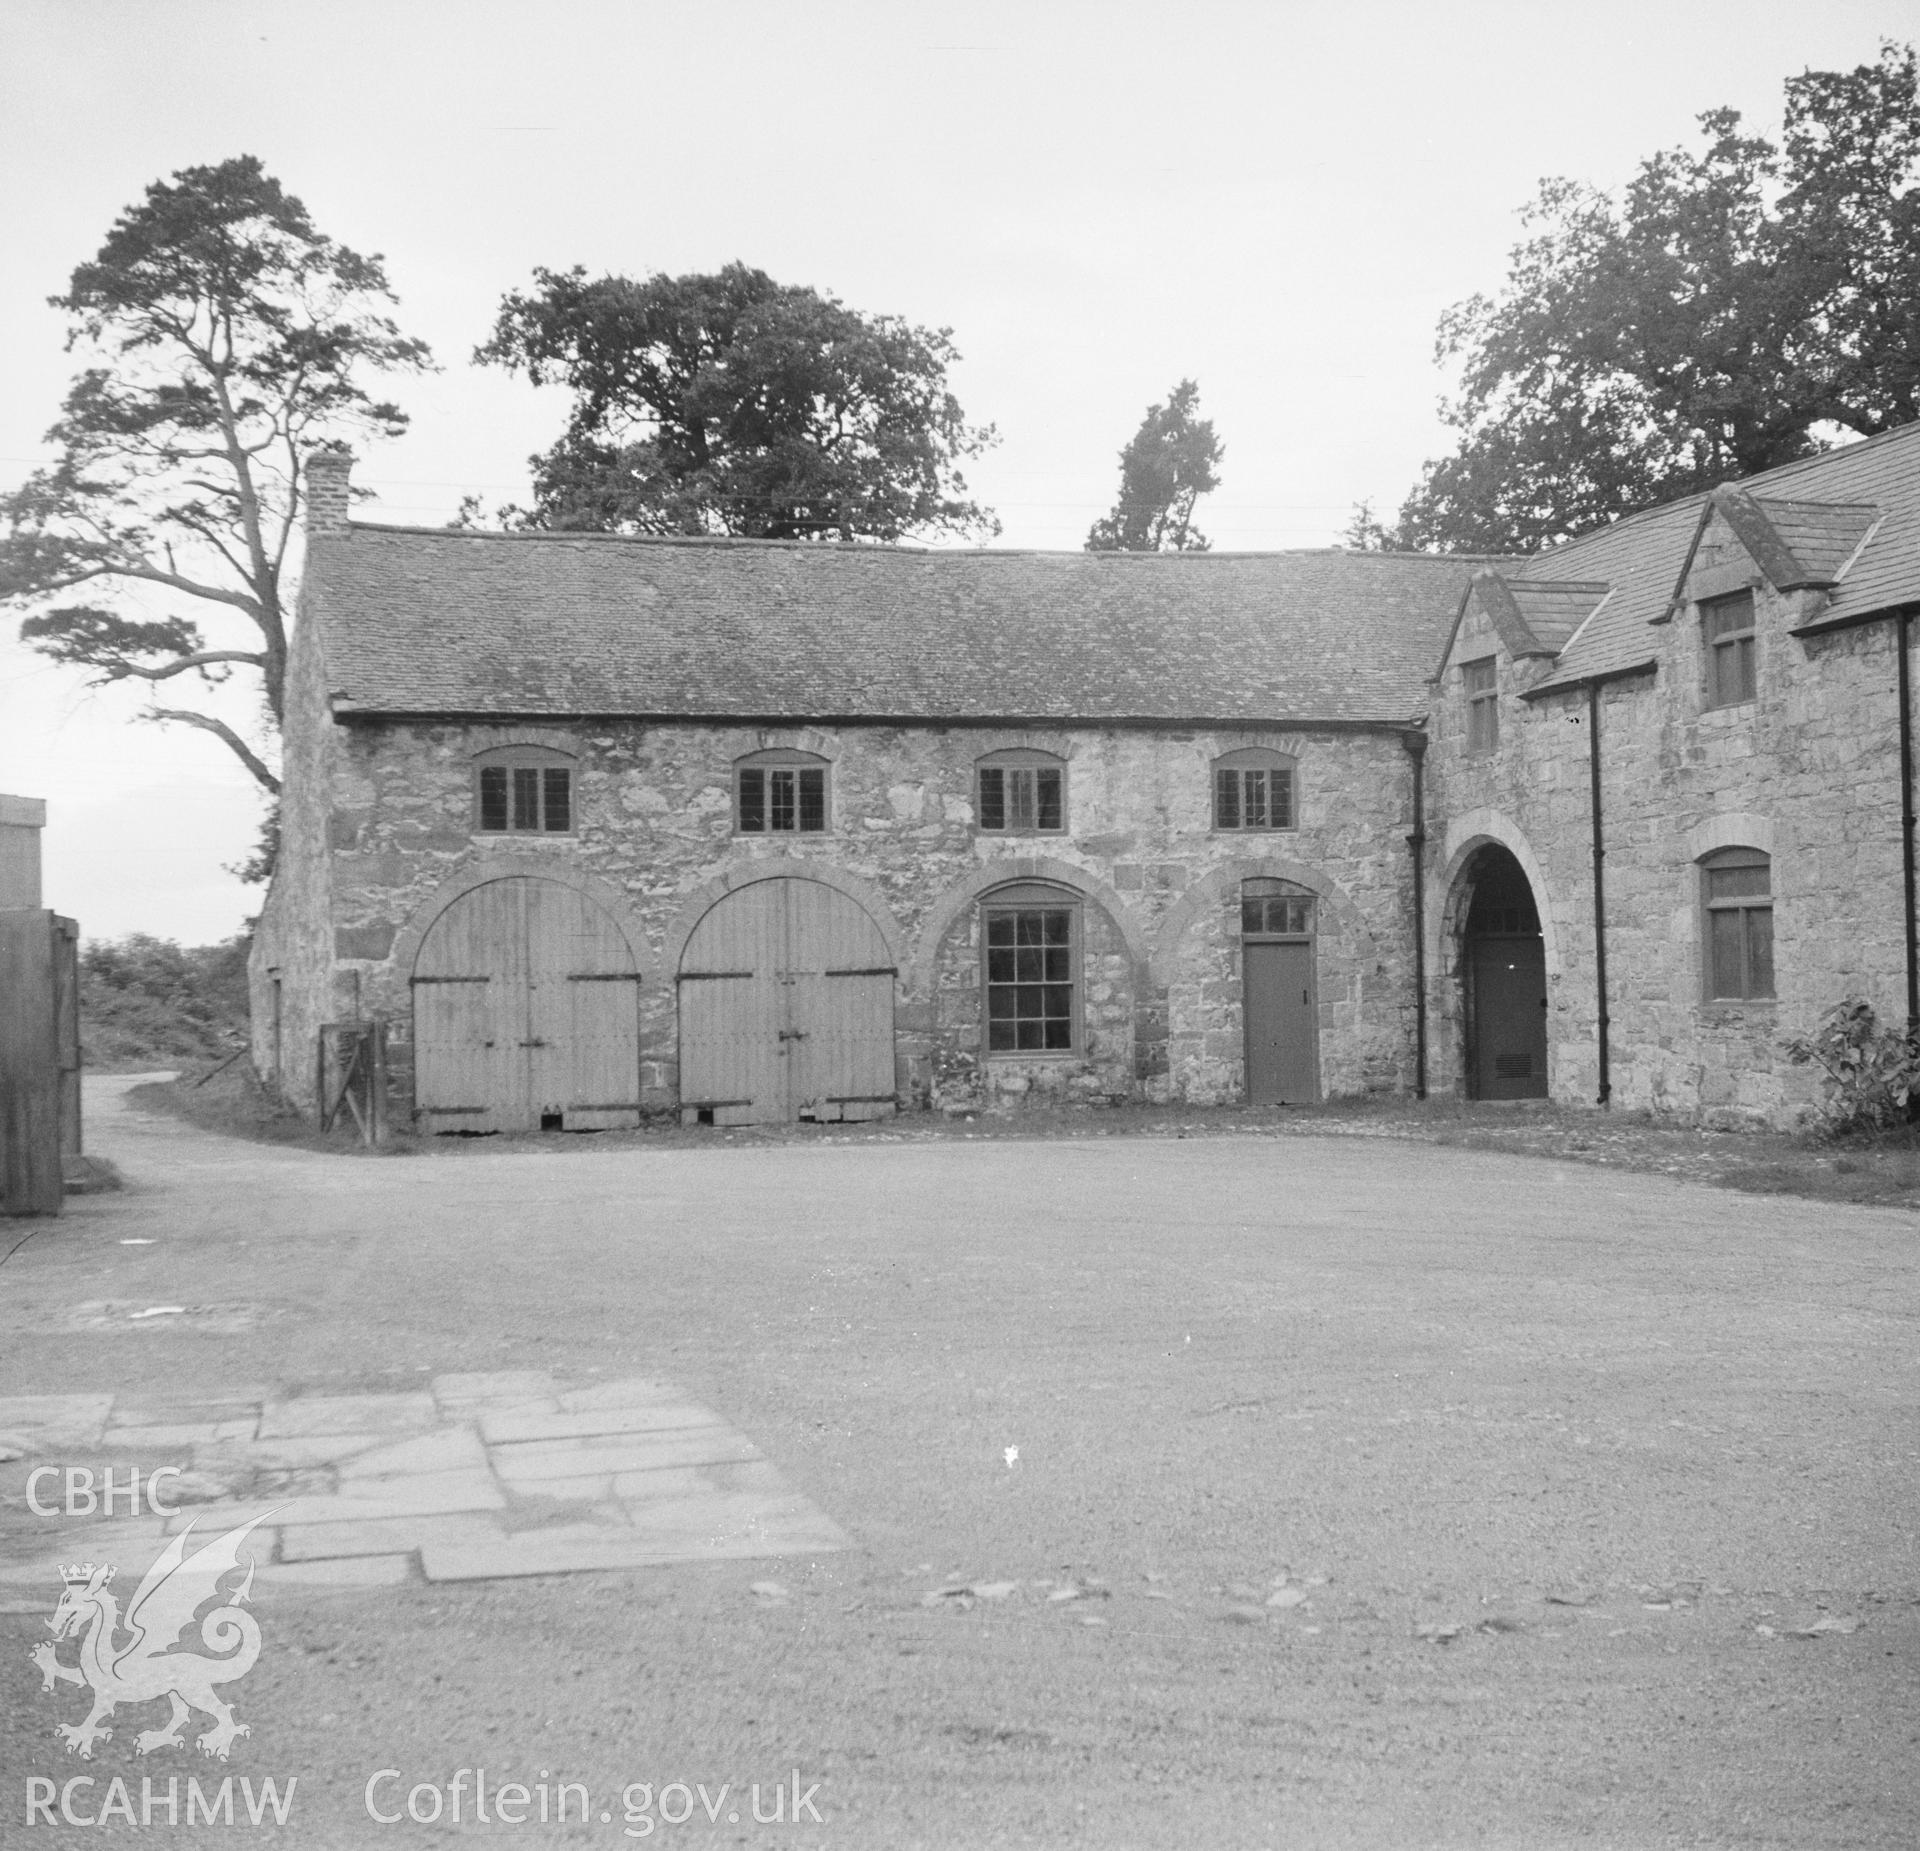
304, 446, 354, 536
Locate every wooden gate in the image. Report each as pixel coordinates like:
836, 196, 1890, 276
678, 878, 896, 1125
1, 909, 79, 1215
412, 878, 641, 1132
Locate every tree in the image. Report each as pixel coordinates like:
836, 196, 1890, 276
0, 156, 432, 822
1085, 379, 1223, 552
1386, 42, 1920, 553
476, 263, 997, 542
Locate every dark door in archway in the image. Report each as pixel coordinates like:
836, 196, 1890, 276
1461, 847, 1548, 1100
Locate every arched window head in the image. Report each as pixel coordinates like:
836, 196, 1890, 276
1700, 847, 1773, 999
473, 744, 575, 835
735, 748, 829, 835
1213, 748, 1297, 831
976, 749, 1067, 835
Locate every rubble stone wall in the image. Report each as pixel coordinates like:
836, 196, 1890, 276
1426, 531, 1912, 1125
262, 714, 1425, 1118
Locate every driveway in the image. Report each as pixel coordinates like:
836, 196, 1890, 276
0, 1079, 1915, 1848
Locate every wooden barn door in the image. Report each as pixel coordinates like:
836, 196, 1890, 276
413, 878, 640, 1132
678, 878, 895, 1125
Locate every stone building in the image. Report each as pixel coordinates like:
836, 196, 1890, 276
1427, 420, 1920, 1123
251, 450, 1475, 1128
252, 426, 1920, 1130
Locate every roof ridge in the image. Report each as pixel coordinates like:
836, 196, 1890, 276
336, 520, 1505, 564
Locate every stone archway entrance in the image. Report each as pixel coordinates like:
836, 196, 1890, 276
1456, 845, 1548, 1101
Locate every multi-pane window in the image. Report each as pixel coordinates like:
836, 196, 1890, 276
983, 886, 1077, 1052
1214, 749, 1296, 831
1241, 888, 1313, 937
736, 751, 828, 834
976, 751, 1066, 834
1703, 591, 1757, 708
1702, 848, 1774, 1000
1463, 657, 1498, 752
475, 749, 574, 834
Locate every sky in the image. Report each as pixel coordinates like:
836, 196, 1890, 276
0, 0, 1909, 944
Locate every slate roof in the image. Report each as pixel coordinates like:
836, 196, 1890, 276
307, 527, 1486, 726
1523, 421, 1920, 694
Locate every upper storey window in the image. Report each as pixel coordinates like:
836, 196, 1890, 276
1213, 748, 1296, 831
736, 749, 828, 834
1462, 657, 1498, 753
977, 749, 1066, 834
1703, 591, 1757, 708
475, 746, 574, 834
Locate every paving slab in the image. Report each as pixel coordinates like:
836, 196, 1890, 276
196, 1433, 394, 1470
336, 1426, 489, 1480
491, 1430, 761, 1482
556, 1379, 681, 1413
0, 1394, 114, 1451
431, 1371, 556, 1410
102, 1418, 260, 1449
256, 1393, 439, 1439
0, 1519, 177, 1588
421, 1522, 841, 1582
165, 1469, 506, 1533
617, 1490, 851, 1555
278, 1512, 509, 1562
504, 1472, 614, 1503
614, 1458, 793, 1503
480, 1403, 725, 1445
106, 1396, 268, 1428
254, 1553, 414, 1588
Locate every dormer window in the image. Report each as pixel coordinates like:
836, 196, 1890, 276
1213, 748, 1296, 831
1462, 657, 1498, 752
475, 746, 574, 834
976, 749, 1066, 834
736, 749, 828, 834
1703, 590, 1756, 708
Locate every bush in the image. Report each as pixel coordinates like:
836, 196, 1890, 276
1782, 998, 1920, 1135
80, 933, 252, 1070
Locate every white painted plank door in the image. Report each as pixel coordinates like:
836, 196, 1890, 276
679, 881, 789, 1125
524, 882, 643, 1129
786, 882, 897, 1122
412, 879, 529, 1132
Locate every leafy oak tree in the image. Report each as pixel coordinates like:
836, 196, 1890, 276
476, 263, 997, 541
1381, 42, 1920, 552
1085, 379, 1223, 552
1, 156, 432, 827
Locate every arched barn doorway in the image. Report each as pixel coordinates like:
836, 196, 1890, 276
412, 877, 642, 1132
1457, 845, 1548, 1101
678, 877, 896, 1126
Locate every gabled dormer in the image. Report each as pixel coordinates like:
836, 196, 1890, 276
1659, 485, 1880, 617
1655, 485, 1881, 714
1433, 570, 1611, 755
